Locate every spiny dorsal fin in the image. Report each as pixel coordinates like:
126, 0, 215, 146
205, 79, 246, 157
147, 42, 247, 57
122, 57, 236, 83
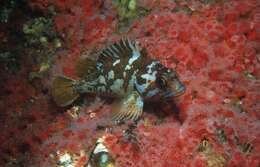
100, 38, 144, 60
75, 57, 99, 80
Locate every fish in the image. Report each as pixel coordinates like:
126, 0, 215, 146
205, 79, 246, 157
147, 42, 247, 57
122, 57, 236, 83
85, 136, 115, 167
51, 38, 185, 122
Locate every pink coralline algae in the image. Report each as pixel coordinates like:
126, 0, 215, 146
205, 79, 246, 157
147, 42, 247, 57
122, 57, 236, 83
0, 0, 260, 167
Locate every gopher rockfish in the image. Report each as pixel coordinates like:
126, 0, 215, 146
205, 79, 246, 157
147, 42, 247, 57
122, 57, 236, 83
51, 38, 185, 122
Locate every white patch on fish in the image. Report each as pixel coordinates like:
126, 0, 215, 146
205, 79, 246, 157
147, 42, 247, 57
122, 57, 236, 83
99, 75, 107, 85
110, 79, 124, 94
108, 70, 115, 80
112, 59, 120, 66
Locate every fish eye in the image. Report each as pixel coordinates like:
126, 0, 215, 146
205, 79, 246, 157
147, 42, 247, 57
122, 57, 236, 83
157, 77, 167, 89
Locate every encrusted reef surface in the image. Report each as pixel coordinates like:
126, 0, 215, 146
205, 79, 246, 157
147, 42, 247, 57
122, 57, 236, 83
0, 0, 259, 166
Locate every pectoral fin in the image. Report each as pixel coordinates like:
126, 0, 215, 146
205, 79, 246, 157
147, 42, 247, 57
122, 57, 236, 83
111, 91, 143, 122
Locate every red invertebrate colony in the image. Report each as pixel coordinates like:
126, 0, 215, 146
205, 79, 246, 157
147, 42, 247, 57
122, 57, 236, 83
0, 0, 259, 167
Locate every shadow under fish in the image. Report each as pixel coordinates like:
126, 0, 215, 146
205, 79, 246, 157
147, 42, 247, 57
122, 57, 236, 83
51, 38, 185, 122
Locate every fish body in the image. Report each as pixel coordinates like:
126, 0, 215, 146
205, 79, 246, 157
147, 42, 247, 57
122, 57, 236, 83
52, 39, 185, 122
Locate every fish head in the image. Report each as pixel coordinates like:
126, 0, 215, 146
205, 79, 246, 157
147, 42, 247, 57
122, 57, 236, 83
156, 67, 186, 98
135, 61, 185, 100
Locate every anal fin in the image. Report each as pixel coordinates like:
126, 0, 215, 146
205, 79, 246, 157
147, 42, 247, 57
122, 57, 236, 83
111, 91, 143, 122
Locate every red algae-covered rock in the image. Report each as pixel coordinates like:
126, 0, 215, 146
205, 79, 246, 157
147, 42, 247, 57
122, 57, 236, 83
2, 0, 260, 166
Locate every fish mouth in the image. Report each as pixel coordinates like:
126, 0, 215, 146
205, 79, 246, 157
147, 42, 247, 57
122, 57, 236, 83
164, 85, 186, 98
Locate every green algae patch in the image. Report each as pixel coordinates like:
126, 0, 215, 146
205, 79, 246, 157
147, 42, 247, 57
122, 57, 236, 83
113, 0, 151, 33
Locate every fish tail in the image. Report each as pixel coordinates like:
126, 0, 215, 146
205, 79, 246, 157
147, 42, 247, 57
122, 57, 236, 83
51, 76, 80, 107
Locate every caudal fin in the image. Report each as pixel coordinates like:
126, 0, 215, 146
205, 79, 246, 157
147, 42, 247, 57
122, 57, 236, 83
51, 76, 80, 107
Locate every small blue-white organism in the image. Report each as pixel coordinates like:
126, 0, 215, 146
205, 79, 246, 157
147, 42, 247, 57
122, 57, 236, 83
85, 136, 115, 167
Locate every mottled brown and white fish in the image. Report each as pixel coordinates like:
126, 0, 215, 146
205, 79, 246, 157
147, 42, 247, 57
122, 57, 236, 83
51, 38, 185, 122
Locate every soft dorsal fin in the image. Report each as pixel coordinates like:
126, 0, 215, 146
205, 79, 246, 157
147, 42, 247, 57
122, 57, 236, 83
75, 57, 99, 80
99, 38, 144, 60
